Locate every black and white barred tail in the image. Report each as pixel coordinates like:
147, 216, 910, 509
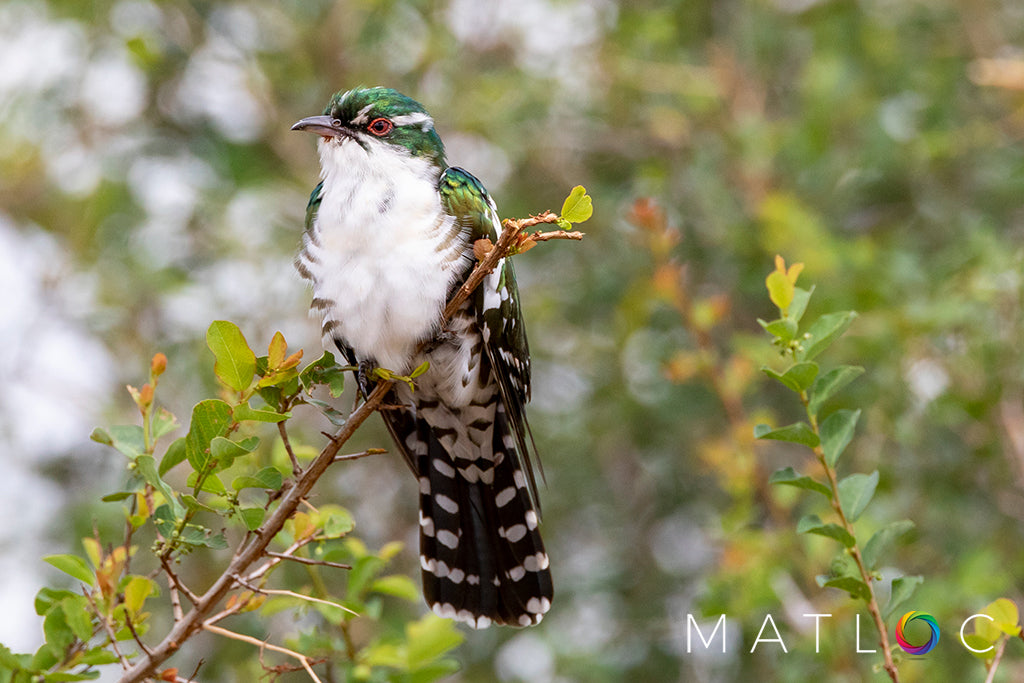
415, 402, 552, 628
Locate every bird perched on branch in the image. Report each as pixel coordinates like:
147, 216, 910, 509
292, 87, 551, 627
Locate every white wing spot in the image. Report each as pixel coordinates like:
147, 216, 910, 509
419, 477, 431, 494
525, 510, 539, 530
437, 530, 459, 549
433, 459, 456, 478
435, 494, 459, 514
513, 469, 526, 489
419, 512, 435, 537
502, 524, 527, 542
508, 565, 526, 582
447, 568, 465, 584
495, 487, 516, 508
420, 555, 436, 573
523, 552, 549, 572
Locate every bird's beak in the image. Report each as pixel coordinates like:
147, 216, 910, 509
291, 115, 344, 138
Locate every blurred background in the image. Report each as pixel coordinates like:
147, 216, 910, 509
3, 0, 1024, 680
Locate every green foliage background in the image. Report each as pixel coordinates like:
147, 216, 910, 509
3, 0, 1024, 680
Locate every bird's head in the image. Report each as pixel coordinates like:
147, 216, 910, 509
291, 87, 446, 167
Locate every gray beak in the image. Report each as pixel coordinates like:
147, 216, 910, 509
291, 115, 344, 137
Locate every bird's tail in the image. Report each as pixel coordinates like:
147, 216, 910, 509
416, 404, 552, 628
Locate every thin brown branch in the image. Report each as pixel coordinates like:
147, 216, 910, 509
265, 551, 352, 570
279, 421, 302, 476
123, 612, 152, 656
84, 591, 131, 671
442, 211, 559, 322
334, 448, 387, 462
983, 636, 1008, 683
529, 229, 584, 242
202, 623, 324, 683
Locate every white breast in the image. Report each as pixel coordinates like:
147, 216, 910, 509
300, 138, 468, 372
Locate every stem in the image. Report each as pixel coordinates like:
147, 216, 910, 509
802, 395, 900, 683
118, 381, 393, 683
982, 636, 1007, 683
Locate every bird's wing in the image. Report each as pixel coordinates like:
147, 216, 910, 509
439, 167, 541, 509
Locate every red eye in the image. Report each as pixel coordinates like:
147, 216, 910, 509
367, 118, 393, 136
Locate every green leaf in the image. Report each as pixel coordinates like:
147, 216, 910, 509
238, 508, 265, 530
35, 588, 77, 616
299, 351, 348, 398
60, 596, 93, 642
559, 185, 593, 225
123, 576, 156, 614
159, 437, 187, 476
757, 317, 798, 342
206, 320, 256, 392
42, 606, 74, 652
762, 362, 819, 393
151, 408, 179, 441
232, 466, 284, 491
808, 365, 865, 416
963, 633, 997, 659
370, 575, 420, 603
406, 614, 465, 671
79, 647, 122, 665
819, 576, 870, 600
754, 422, 820, 448
209, 435, 259, 470
984, 598, 1021, 637
135, 454, 185, 519
91, 425, 146, 458
323, 508, 356, 537
184, 399, 234, 472
233, 403, 289, 423
796, 514, 855, 547
862, 520, 915, 570
185, 471, 227, 496
799, 311, 857, 361
837, 470, 879, 523
768, 466, 831, 498
44, 555, 94, 587
884, 575, 923, 620
766, 269, 794, 312
820, 409, 860, 467
788, 285, 814, 323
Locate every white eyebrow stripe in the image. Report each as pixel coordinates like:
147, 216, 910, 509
391, 112, 434, 130
351, 103, 374, 125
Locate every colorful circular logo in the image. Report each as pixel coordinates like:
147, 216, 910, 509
896, 611, 940, 655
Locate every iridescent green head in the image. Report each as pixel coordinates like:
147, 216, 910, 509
291, 87, 446, 166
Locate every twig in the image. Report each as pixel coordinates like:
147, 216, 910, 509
983, 636, 1008, 683
802, 402, 900, 683
334, 448, 387, 462
202, 623, 323, 683
231, 573, 358, 616
123, 612, 152, 656
84, 591, 131, 671
265, 551, 352, 570
529, 229, 584, 242
442, 211, 560, 322
279, 421, 302, 476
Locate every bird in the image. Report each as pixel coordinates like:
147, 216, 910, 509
291, 87, 552, 628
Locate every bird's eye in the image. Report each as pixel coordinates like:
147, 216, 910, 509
367, 118, 394, 136
331, 118, 342, 128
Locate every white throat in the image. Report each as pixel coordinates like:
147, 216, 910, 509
300, 138, 467, 372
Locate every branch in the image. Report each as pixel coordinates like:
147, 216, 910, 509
119, 202, 583, 682
265, 551, 352, 570
118, 382, 392, 683
202, 623, 324, 683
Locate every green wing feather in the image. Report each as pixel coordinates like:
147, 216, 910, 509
439, 167, 541, 506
